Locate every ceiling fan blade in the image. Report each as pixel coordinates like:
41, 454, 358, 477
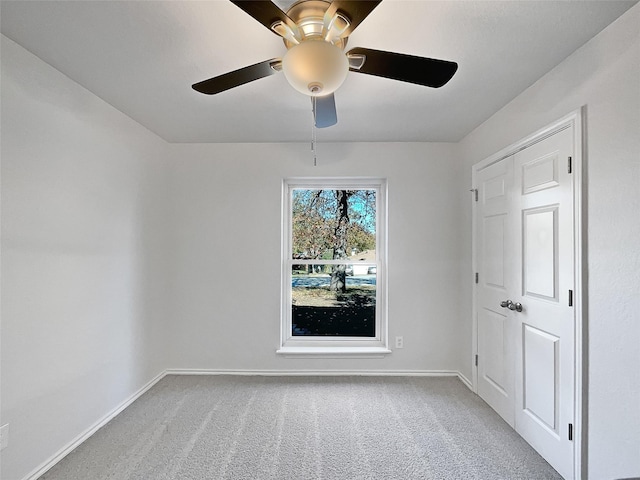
347, 47, 458, 88
324, 1, 381, 37
313, 94, 337, 128
192, 59, 281, 95
230, 1, 299, 38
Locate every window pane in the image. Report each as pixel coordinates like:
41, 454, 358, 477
292, 189, 376, 261
291, 264, 376, 337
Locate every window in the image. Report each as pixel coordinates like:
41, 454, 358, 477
278, 178, 389, 356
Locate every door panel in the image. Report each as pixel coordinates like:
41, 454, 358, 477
480, 307, 507, 392
523, 206, 558, 300
523, 324, 559, 431
522, 152, 560, 194
484, 215, 506, 288
484, 175, 507, 200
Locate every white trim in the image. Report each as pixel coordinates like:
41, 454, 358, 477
471, 111, 577, 172
470, 108, 584, 479
165, 368, 465, 378
572, 108, 585, 480
23, 370, 167, 480
457, 372, 473, 391
276, 346, 392, 358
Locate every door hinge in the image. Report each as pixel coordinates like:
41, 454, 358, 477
569, 289, 574, 307
470, 188, 478, 202
568, 156, 572, 174
475, 354, 478, 366
568, 423, 573, 441
475, 272, 479, 284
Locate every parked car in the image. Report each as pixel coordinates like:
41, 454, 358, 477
367, 266, 377, 275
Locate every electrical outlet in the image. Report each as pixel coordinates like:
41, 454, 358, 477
395, 336, 404, 349
0, 424, 9, 451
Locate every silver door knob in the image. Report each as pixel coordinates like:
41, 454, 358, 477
509, 302, 523, 312
500, 300, 523, 312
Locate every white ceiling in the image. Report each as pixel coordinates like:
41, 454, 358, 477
1, 0, 636, 143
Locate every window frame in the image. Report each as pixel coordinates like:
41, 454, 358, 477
278, 177, 390, 357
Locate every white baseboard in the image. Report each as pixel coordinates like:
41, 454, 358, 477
457, 372, 473, 390
23, 370, 167, 480
166, 368, 466, 378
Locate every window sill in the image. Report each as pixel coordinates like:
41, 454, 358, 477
276, 346, 392, 358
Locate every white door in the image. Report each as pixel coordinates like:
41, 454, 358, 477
513, 126, 575, 479
476, 157, 516, 426
475, 126, 575, 479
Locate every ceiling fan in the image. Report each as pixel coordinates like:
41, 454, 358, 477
192, 0, 458, 128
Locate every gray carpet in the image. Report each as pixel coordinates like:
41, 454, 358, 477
40, 375, 562, 479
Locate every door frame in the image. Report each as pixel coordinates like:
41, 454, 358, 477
471, 108, 584, 478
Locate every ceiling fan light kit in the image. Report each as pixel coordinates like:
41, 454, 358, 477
193, 0, 458, 128
282, 39, 349, 96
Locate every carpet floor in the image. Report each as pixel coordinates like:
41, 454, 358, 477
39, 375, 562, 479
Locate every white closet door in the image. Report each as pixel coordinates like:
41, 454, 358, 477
513, 126, 575, 480
475, 125, 576, 479
476, 157, 516, 426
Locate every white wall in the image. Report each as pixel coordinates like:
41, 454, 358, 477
457, 5, 640, 479
1, 36, 170, 480
165, 142, 464, 374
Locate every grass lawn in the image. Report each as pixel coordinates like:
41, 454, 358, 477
291, 286, 376, 307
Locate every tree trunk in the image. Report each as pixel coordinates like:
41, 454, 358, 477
330, 190, 350, 293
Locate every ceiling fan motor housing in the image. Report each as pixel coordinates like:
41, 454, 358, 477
282, 0, 347, 49
279, 0, 350, 96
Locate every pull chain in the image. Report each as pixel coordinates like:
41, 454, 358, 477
311, 96, 317, 166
